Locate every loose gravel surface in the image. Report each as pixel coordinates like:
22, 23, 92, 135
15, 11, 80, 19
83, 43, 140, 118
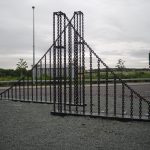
0, 100, 150, 150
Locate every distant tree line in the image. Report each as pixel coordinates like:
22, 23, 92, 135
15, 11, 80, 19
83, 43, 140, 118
0, 58, 149, 80
0, 68, 30, 78
0, 58, 30, 78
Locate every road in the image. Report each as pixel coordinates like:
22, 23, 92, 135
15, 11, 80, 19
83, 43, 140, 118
0, 82, 150, 118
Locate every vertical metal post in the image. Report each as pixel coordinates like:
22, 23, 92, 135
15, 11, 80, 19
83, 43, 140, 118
122, 84, 125, 117
45, 55, 47, 102
74, 11, 84, 111
19, 81, 21, 100
32, 6, 35, 82
64, 14, 67, 112
106, 68, 108, 115
90, 51, 93, 114
149, 52, 150, 69
98, 60, 100, 115
68, 22, 72, 112
4, 91, 6, 99
79, 12, 82, 105
1, 94, 3, 100
40, 61, 42, 102
59, 13, 62, 112
15, 83, 17, 100
53, 12, 56, 112
81, 13, 85, 114
27, 73, 29, 101
114, 78, 116, 116
23, 77, 25, 101
130, 91, 133, 118
11, 87, 13, 100
8, 90, 10, 99
74, 12, 79, 112
49, 50, 51, 103
7, 90, 8, 99
31, 70, 33, 101
57, 13, 60, 111
35, 65, 38, 101
139, 98, 142, 119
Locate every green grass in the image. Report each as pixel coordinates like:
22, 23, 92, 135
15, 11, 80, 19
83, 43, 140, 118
0, 70, 150, 81
85, 71, 150, 79
0, 76, 19, 81
114, 71, 150, 79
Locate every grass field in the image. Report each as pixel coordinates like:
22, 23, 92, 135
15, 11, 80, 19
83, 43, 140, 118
0, 70, 150, 81
84, 70, 150, 79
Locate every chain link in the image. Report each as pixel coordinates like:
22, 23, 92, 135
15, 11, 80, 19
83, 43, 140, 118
98, 60, 100, 115
122, 84, 125, 117
139, 98, 142, 119
74, 13, 79, 112
130, 91, 133, 118
68, 22, 72, 112
60, 13, 62, 112
63, 14, 67, 112
90, 50, 92, 114
53, 13, 56, 112
81, 12, 85, 114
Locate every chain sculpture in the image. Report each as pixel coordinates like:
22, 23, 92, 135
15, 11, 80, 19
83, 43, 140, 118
0, 11, 150, 121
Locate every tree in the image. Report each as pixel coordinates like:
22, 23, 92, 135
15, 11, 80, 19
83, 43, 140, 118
116, 59, 125, 77
116, 59, 125, 70
16, 58, 28, 77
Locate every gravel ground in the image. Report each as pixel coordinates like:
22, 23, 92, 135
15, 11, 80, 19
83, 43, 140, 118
0, 100, 150, 150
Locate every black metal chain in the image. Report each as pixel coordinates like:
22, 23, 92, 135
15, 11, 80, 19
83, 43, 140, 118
81, 13, 85, 114
11, 86, 13, 100
122, 84, 125, 117
53, 12, 56, 112
139, 98, 142, 119
60, 13, 62, 112
74, 12, 79, 112
57, 14, 60, 111
40, 60, 42, 102
90, 50, 92, 114
68, 22, 72, 112
130, 91, 133, 118
106, 68, 108, 115
63, 14, 67, 112
45, 55, 47, 102
114, 77, 116, 116
79, 12, 82, 105
49, 46, 51, 102
98, 60, 100, 115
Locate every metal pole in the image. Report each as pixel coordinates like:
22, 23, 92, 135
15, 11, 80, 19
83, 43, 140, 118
149, 51, 150, 69
32, 6, 35, 81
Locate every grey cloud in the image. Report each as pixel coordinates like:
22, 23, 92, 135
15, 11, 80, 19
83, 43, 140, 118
0, 0, 150, 68
127, 49, 149, 58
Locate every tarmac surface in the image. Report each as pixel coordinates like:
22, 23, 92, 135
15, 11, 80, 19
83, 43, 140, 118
0, 100, 150, 150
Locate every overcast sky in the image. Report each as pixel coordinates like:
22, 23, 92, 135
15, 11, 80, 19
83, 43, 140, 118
0, 0, 150, 69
